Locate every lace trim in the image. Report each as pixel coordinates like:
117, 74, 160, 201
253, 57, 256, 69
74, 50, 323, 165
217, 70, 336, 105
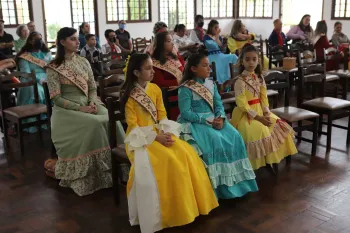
246, 120, 295, 159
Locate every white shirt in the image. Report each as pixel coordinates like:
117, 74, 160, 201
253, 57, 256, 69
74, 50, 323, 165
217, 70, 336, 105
101, 43, 122, 54
172, 34, 196, 56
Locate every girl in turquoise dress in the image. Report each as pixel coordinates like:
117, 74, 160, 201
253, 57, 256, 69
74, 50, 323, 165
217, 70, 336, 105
16, 31, 52, 133
177, 53, 258, 199
204, 20, 238, 88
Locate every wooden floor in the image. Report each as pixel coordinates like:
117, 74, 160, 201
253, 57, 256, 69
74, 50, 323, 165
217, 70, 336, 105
1, 119, 350, 233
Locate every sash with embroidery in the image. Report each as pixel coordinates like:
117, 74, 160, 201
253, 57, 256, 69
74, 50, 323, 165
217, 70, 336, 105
183, 80, 214, 111
19, 53, 47, 69
47, 64, 88, 97
130, 86, 158, 123
237, 72, 265, 97
152, 59, 183, 84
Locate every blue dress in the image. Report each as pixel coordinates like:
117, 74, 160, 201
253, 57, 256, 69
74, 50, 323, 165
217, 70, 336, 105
203, 35, 238, 85
17, 51, 52, 133
178, 78, 258, 199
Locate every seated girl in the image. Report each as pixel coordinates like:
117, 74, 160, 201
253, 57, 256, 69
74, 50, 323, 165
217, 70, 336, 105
44, 27, 125, 196
121, 53, 218, 233
173, 24, 199, 59
178, 53, 258, 199
203, 20, 237, 90
151, 31, 185, 120
16, 31, 52, 133
230, 44, 297, 170
228, 20, 272, 70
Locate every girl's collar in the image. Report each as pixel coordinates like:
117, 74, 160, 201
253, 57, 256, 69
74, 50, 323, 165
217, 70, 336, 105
134, 81, 149, 91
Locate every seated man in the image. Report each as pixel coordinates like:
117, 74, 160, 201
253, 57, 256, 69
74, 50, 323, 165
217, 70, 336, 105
0, 19, 14, 57
101, 29, 122, 60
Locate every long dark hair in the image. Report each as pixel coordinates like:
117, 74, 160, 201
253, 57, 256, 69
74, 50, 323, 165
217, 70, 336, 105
238, 44, 263, 78
79, 22, 88, 35
121, 53, 151, 111
16, 31, 49, 59
207, 20, 219, 35
181, 53, 207, 84
152, 31, 177, 65
50, 27, 77, 66
315, 20, 327, 36
298, 14, 312, 32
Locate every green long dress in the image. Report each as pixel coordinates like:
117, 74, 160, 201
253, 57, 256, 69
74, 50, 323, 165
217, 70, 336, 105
46, 54, 125, 196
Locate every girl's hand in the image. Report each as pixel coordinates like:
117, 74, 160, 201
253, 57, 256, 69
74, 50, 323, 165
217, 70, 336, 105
212, 118, 224, 130
156, 132, 175, 147
79, 106, 94, 113
255, 115, 272, 127
89, 102, 98, 113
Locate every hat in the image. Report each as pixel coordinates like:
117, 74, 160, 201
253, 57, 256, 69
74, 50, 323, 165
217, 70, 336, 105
0, 19, 4, 23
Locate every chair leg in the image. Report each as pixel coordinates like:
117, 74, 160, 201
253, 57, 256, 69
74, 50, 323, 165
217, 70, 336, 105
112, 160, 120, 205
273, 163, 279, 174
297, 121, 302, 143
326, 112, 333, 152
36, 116, 43, 145
286, 155, 292, 165
347, 110, 350, 145
318, 114, 323, 136
18, 123, 24, 157
312, 117, 319, 158
2, 119, 9, 149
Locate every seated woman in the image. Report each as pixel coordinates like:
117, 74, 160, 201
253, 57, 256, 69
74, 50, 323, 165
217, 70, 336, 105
228, 19, 272, 70
44, 27, 125, 196
203, 20, 237, 90
151, 31, 184, 120
172, 24, 199, 59
313, 20, 339, 71
230, 44, 297, 170
286, 14, 314, 44
331, 21, 350, 51
178, 53, 258, 199
121, 53, 218, 233
228, 19, 255, 55
16, 31, 52, 133
14, 24, 29, 53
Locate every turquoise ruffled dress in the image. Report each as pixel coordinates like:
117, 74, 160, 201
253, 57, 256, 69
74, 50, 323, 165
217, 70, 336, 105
17, 51, 52, 133
177, 78, 258, 199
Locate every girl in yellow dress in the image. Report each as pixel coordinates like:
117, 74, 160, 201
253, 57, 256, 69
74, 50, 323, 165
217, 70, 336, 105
121, 53, 218, 233
230, 44, 297, 170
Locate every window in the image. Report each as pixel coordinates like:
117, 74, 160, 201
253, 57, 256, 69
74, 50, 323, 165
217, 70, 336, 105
202, 0, 233, 19
0, 0, 33, 27
332, 0, 350, 19
106, 0, 151, 23
71, 0, 96, 33
239, 0, 273, 18
159, 0, 195, 29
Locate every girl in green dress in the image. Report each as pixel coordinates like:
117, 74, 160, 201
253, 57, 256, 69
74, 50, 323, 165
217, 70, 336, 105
44, 27, 125, 196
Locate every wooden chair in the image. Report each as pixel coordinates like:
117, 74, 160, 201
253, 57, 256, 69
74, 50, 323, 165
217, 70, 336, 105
98, 59, 125, 78
99, 74, 124, 104
101, 51, 125, 64
132, 37, 151, 52
266, 71, 320, 162
106, 97, 129, 205
0, 71, 48, 156
42, 82, 57, 157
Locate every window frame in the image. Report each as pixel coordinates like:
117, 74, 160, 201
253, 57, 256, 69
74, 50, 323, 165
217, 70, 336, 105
238, 0, 273, 19
105, 0, 152, 24
202, 0, 235, 19
331, 0, 350, 20
0, 0, 34, 28
70, 0, 99, 35
158, 0, 196, 28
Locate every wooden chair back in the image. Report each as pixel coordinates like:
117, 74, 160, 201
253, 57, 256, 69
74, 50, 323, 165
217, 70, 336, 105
99, 74, 124, 103
42, 82, 53, 119
265, 71, 290, 107
132, 37, 151, 52
106, 97, 125, 148
162, 87, 178, 119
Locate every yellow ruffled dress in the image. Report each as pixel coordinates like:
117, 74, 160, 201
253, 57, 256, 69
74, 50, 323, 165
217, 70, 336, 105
125, 82, 218, 233
230, 71, 297, 170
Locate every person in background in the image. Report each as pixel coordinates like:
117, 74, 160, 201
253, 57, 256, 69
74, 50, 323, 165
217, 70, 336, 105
173, 24, 199, 59
80, 34, 102, 76
228, 19, 255, 55
101, 29, 122, 59
268, 19, 286, 47
14, 24, 29, 53
286, 14, 314, 43
78, 22, 100, 49
27, 21, 36, 33
16, 31, 52, 133
151, 31, 185, 120
44, 27, 125, 196
190, 15, 206, 45
115, 20, 132, 53
145, 21, 177, 54
0, 19, 14, 57
204, 20, 237, 90
331, 21, 350, 49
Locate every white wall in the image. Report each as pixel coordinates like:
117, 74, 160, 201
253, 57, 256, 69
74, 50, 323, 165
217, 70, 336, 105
4, 0, 347, 45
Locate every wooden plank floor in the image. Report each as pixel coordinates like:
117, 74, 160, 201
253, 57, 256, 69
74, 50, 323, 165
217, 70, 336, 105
1, 120, 350, 233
